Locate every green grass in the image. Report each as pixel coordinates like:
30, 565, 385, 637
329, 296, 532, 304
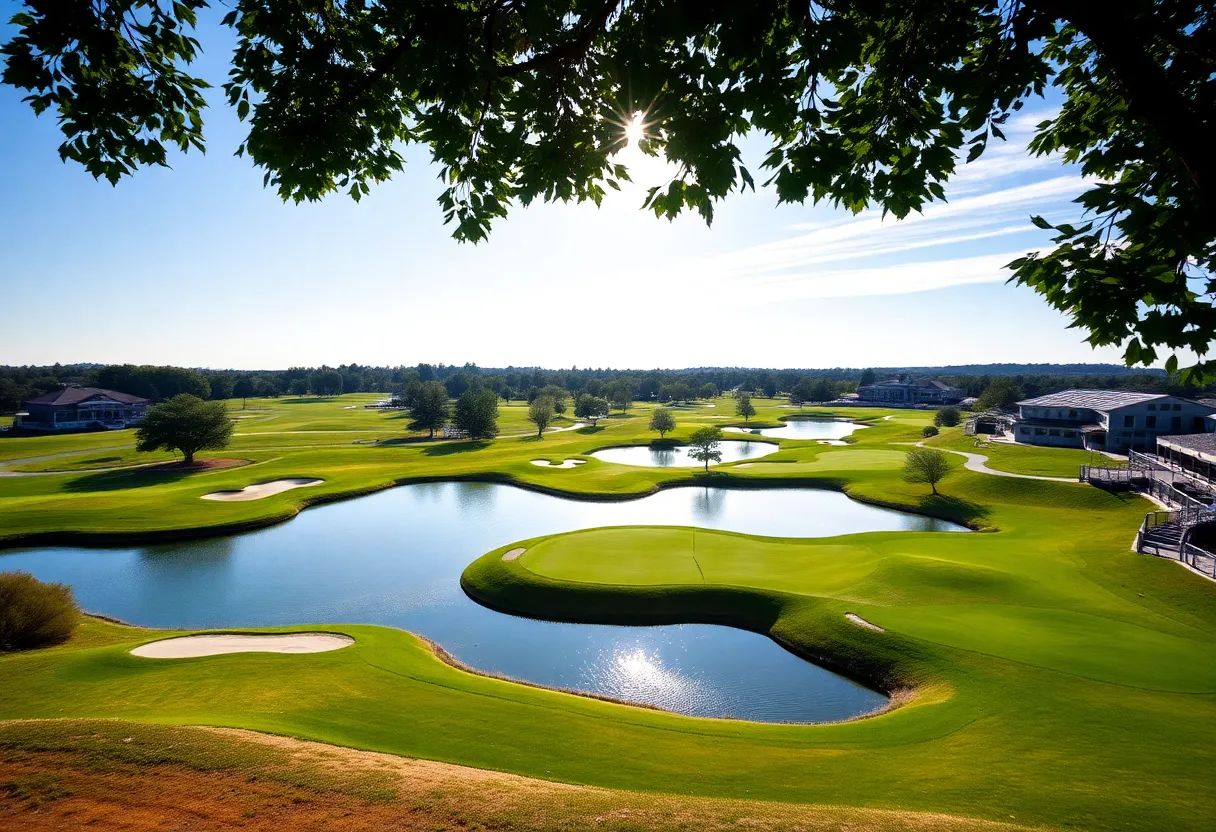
925, 427, 1116, 478
1, 395, 1212, 831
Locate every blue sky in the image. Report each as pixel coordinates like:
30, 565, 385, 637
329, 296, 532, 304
0, 7, 1137, 371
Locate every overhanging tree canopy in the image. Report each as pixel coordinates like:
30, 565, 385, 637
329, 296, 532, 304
3, 1, 1213, 377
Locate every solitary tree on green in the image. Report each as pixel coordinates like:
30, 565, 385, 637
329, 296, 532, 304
736, 393, 756, 424
454, 389, 499, 439
574, 394, 609, 426
233, 375, 255, 410
649, 407, 676, 439
528, 396, 555, 437
686, 426, 724, 472
409, 380, 450, 439
135, 394, 233, 465
903, 447, 952, 496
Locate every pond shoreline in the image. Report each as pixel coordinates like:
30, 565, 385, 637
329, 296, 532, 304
460, 542, 910, 721
0, 469, 988, 552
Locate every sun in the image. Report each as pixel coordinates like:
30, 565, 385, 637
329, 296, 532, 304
623, 111, 646, 146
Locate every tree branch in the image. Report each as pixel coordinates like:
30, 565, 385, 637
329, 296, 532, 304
1025, 0, 1214, 218
497, 0, 621, 78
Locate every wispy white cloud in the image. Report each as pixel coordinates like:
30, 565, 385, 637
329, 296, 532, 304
707, 176, 1083, 284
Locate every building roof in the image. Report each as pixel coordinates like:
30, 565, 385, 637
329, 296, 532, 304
864, 378, 957, 390
23, 386, 149, 406
1158, 433, 1216, 463
1017, 389, 1167, 411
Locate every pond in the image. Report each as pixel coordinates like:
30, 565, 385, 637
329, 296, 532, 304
590, 441, 778, 467
1, 483, 967, 723
725, 418, 866, 441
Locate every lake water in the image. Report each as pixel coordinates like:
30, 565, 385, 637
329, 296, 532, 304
725, 419, 866, 441
1, 483, 966, 723
590, 441, 778, 467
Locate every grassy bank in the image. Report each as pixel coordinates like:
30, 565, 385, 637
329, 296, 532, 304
2, 395, 1214, 830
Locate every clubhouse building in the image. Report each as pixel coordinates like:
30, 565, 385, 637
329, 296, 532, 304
15, 386, 149, 433
856, 378, 963, 406
1011, 390, 1216, 453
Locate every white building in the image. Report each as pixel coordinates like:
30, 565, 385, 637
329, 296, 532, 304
1011, 390, 1215, 453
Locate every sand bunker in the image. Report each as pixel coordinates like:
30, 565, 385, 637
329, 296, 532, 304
131, 632, 354, 658
530, 458, 587, 469
202, 478, 323, 501
818, 439, 848, 446
502, 547, 526, 561
846, 613, 884, 632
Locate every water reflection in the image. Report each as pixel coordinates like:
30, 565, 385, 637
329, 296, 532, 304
725, 419, 866, 441
590, 441, 778, 467
1, 483, 962, 722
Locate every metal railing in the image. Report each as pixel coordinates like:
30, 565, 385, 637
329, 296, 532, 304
1182, 542, 1216, 580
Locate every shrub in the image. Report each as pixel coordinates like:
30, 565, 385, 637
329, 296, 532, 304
0, 571, 81, 651
934, 406, 961, 427
923, 425, 940, 437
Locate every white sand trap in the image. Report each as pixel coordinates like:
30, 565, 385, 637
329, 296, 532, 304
846, 613, 884, 632
818, 439, 848, 446
202, 478, 323, 501
131, 632, 354, 658
530, 458, 587, 468
502, 547, 526, 561
735, 463, 755, 469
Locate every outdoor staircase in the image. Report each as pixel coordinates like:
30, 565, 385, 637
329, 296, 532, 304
1139, 521, 1184, 556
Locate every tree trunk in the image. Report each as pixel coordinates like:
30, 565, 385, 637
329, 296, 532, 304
183, 449, 194, 465
930, 481, 938, 496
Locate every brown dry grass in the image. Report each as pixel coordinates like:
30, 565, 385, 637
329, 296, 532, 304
0, 720, 1043, 832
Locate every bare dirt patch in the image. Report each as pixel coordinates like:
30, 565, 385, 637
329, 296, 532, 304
0, 722, 1043, 832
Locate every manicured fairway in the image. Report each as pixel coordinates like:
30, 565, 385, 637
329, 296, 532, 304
2, 395, 1214, 831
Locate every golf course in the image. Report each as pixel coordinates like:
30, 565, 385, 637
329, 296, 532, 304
2, 394, 1214, 831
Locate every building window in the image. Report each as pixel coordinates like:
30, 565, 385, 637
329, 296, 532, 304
1064, 430, 1077, 438
1134, 430, 1146, 437
1124, 415, 1135, 428
1035, 428, 1047, 436
1147, 403, 1156, 411
1172, 416, 1182, 431
1146, 415, 1156, 428
1019, 427, 1031, 435
1173, 403, 1182, 411
1049, 429, 1061, 437
1068, 410, 1077, 418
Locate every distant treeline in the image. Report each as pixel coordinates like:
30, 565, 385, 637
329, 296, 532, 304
0, 362, 1210, 414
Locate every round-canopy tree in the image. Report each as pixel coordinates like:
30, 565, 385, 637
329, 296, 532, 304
528, 396, 555, 436
649, 406, 675, 439
736, 393, 756, 424
4, 0, 1213, 377
686, 426, 724, 472
409, 380, 451, 439
903, 447, 953, 496
135, 394, 234, 465
453, 388, 499, 439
